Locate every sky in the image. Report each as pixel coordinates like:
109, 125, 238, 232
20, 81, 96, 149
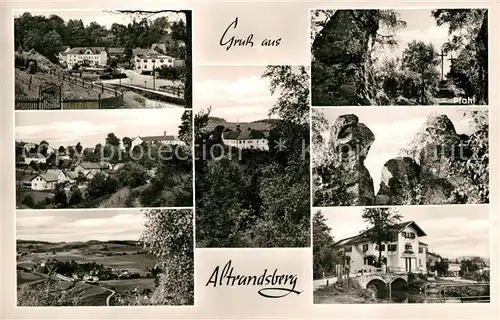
194, 66, 277, 123
16, 210, 146, 242
14, 10, 186, 29
315, 205, 490, 259
375, 10, 454, 77
15, 109, 185, 148
317, 107, 482, 193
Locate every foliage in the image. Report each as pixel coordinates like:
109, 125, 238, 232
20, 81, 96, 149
401, 40, 440, 104
21, 195, 35, 208
431, 259, 449, 276
432, 9, 488, 104
361, 208, 402, 266
195, 66, 310, 247
448, 110, 489, 204
86, 173, 119, 200
140, 209, 194, 305
17, 280, 83, 306
118, 162, 149, 188
68, 186, 83, 206
313, 210, 341, 279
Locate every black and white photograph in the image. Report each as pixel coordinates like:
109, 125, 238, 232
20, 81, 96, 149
194, 65, 310, 248
14, 9, 192, 110
15, 109, 193, 209
310, 9, 488, 106
313, 206, 490, 304
312, 107, 489, 206
16, 209, 194, 306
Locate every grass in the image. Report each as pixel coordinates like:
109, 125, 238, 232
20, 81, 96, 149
100, 278, 155, 293
17, 271, 44, 285
15, 69, 113, 100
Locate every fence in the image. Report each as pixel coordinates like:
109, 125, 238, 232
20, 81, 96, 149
15, 71, 124, 110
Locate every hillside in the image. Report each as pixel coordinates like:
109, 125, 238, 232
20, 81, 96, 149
204, 117, 276, 132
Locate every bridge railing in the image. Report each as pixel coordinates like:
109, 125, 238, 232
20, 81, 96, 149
424, 282, 490, 303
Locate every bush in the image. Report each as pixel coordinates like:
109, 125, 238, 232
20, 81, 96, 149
21, 195, 35, 208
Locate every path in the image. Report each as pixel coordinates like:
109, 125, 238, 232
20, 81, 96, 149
313, 276, 338, 290
104, 287, 116, 306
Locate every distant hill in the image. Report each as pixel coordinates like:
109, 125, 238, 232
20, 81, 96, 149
17, 239, 141, 253
204, 118, 276, 133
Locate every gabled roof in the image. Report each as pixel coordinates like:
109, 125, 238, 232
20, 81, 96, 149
67, 47, 106, 54
334, 221, 427, 247
151, 43, 167, 53
30, 171, 61, 182
108, 47, 125, 54
76, 162, 109, 170
223, 129, 267, 140
138, 135, 178, 142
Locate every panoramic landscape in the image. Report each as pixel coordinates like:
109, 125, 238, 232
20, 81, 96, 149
313, 206, 490, 304
194, 65, 310, 248
310, 9, 488, 106
15, 109, 193, 209
312, 107, 489, 206
17, 209, 194, 306
14, 9, 192, 109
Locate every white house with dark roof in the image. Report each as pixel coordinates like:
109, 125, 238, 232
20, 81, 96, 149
131, 131, 184, 149
222, 125, 269, 150
65, 47, 108, 69
334, 221, 428, 274
30, 170, 64, 190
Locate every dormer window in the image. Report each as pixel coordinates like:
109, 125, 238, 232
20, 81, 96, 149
362, 244, 369, 252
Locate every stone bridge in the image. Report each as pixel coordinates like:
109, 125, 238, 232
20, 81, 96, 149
355, 273, 409, 290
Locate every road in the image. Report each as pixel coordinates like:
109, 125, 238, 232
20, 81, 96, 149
101, 69, 181, 89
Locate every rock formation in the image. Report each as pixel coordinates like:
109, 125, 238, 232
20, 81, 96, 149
375, 114, 469, 205
328, 114, 375, 205
311, 10, 379, 106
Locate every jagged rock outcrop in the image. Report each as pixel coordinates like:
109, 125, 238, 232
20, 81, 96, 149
375, 114, 469, 204
311, 10, 379, 106
328, 114, 375, 205
376, 157, 421, 205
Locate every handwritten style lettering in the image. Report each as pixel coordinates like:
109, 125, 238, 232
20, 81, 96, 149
205, 260, 301, 298
219, 17, 255, 51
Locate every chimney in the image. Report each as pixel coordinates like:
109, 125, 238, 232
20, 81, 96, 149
236, 124, 241, 132
164, 130, 166, 137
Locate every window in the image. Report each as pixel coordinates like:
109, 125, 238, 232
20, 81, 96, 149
144, 60, 147, 63
344, 246, 352, 252
136, 59, 140, 63
152, 59, 156, 62
401, 232, 406, 238
376, 244, 385, 251
362, 244, 369, 252
405, 244, 413, 253
419, 247, 424, 253
160, 59, 164, 63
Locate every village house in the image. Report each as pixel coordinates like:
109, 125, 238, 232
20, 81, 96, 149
73, 162, 111, 179
107, 47, 125, 59
222, 125, 269, 150
24, 154, 47, 165
130, 132, 185, 149
65, 47, 108, 69
56, 46, 71, 64
334, 221, 428, 274
29, 169, 75, 190
426, 251, 442, 270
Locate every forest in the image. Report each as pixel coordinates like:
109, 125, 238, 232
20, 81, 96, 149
311, 9, 488, 106
14, 11, 189, 63
195, 66, 311, 248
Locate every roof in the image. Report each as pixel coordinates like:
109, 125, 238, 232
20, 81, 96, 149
151, 43, 167, 53
25, 153, 45, 159
67, 47, 106, 54
419, 241, 428, 246
76, 162, 109, 170
334, 221, 427, 247
138, 135, 178, 142
427, 251, 441, 258
223, 129, 267, 140
132, 48, 154, 56
108, 47, 125, 54
66, 171, 79, 179
30, 170, 62, 182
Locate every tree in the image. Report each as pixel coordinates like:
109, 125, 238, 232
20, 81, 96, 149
68, 186, 83, 207
431, 259, 449, 276
58, 145, 66, 154
106, 133, 120, 146
432, 9, 488, 104
401, 40, 440, 104
140, 209, 194, 305
118, 162, 149, 188
178, 110, 192, 147
122, 137, 132, 152
312, 210, 341, 279
361, 208, 402, 266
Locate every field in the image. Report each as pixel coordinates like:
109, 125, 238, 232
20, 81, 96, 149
17, 240, 158, 306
